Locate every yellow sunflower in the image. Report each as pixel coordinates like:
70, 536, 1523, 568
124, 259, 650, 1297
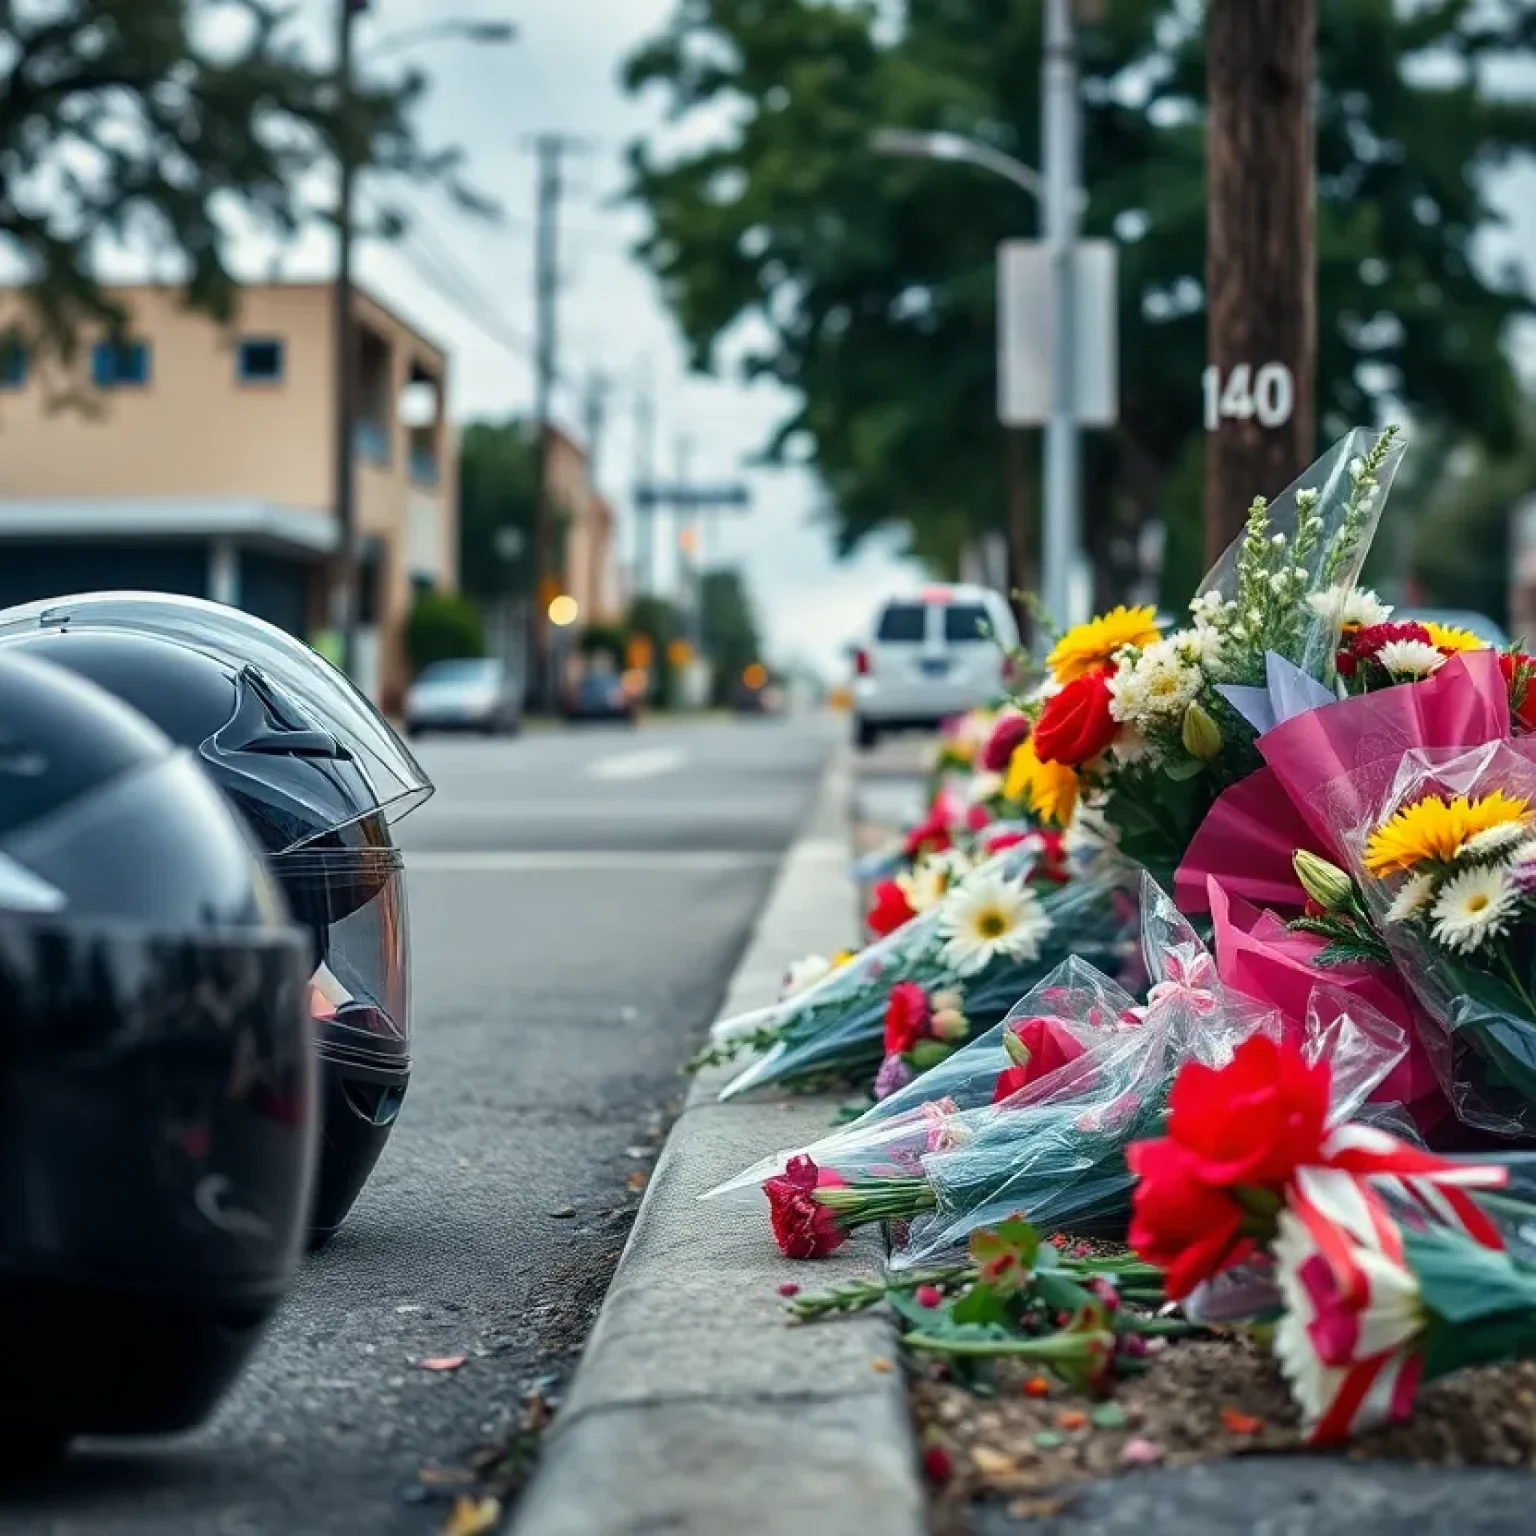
1046, 606, 1161, 684
1364, 789, 1532, 877
1422, 621, 1486, 654
1004, 739, 1079, 827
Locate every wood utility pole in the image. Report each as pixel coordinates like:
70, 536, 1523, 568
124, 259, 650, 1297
525, 132, 592, 707
1204, 0, 1317, 563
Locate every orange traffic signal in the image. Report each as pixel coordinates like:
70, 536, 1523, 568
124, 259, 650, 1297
742, 662, 769, 690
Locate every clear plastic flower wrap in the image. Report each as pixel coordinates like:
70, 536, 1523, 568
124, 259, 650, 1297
1336, 740, 1536, 1136
706, 877, 1413, 1266
706, 839, 1139, 1101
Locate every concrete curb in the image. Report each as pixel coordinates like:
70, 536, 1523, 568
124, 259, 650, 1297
511, 747, 926, 1536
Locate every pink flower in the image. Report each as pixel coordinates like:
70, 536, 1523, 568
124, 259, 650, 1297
982, 713, 1032, 773
873, 1052, 917, 1101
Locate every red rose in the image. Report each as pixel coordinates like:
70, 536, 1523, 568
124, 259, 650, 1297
992, 1016, 1087, 1104
764, 1154, 848, 1259
1125, 1138, 1252, 1299
982, 713, 1032, 772
1166, 1034, 1329, 1187
884, 981, 931, 1056
867, 879, 916, 936
1500, 651, 1536, 731
1032, 669, 1117, 766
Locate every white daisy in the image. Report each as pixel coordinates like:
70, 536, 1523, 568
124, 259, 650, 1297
1429, 864, 1517, 954
1384, 872, 1435, 925
1307, 585, 1393, 630
1509, 837, 1536, 867
937, 876, 1052, 977
1375, 639, 1446, 680
1458, 822, 1529, 862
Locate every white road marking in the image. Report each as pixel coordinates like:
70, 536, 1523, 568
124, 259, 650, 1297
584, 746, 687, 782
406, 850, 775, 875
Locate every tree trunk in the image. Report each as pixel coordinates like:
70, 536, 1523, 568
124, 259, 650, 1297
1204, 0, 1317, 563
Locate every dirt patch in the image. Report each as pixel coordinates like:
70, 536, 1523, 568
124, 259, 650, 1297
915, 1335, 1536, 1534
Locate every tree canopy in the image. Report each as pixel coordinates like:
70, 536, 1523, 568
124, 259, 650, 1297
623, 0, 1536, 605
458, 418, 541, 604
0, 0, 468, 375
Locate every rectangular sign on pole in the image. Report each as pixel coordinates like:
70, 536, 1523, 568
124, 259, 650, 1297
997, 239, 1118, 428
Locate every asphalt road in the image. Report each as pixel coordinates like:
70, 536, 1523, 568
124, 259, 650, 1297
4, 715, 833, 1536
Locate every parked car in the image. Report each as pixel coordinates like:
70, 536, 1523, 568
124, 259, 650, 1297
565, 672, 638, 726
851, 584, 1021, 751
403, 657, 521, 737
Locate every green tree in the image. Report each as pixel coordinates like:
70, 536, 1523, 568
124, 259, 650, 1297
0, 0, 473, 376
627, 592, 685, 707
700, 567, 764, 705
405, 589, 485, 674
458, 418, 540, 603
624, 0, 1536, 602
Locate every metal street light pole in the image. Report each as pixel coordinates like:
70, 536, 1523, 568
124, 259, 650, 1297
1041, 0, 1081, 629
872, 38, 1087, 631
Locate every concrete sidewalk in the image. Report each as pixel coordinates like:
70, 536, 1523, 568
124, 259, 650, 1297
512, 749, 925, 1536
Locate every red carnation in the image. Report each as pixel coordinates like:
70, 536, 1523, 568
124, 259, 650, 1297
763, 1154, 848, 1260
1032, 669, 1117, 766
903, 800, 953, 859
867, 879, 916, 936
884, 981, 931, 1056
1125, 1138, 1251, 1300
982, 713, 1032, 773
1034, 827, 1069, 883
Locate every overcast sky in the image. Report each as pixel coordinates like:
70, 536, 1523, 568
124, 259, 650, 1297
233, 0, 924, 679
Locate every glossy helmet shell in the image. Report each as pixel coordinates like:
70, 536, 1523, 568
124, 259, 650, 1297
0, 652, 317, 1443
0, 626, 413, 1247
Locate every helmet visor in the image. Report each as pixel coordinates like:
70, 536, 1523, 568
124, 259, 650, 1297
274, 847, 410, 1068
0, 592, 432, 826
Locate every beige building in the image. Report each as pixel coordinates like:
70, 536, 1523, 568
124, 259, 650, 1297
545, 425, 623, 627
0, 280, 457, 709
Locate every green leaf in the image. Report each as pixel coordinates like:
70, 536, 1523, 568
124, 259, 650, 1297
951, 1284, 1012, 1329
908, 1039, 955, 1070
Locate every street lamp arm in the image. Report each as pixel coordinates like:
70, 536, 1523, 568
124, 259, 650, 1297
870, 127, 1087, 214
362, 18, 517, 62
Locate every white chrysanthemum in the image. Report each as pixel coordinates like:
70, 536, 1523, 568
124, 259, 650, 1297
1509, 837, 1536, 867
1110, 724, 1153, 765
937, 876, 1052, 977
1376, 639, 1446, 680
1458, 822, 1529, 862
1307, 586, 1393, 630
1110, 638, 1202, 728
1429, 864, 1517, 954
966, 769, 1006, 806
1173, 625, 1224, 668
1384, 872, 1435, 925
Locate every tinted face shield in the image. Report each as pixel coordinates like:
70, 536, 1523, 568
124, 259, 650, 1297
0, 592, 433, 831
274, 848, 410, 1072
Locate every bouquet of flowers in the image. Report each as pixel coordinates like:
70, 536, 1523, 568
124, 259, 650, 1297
701, 836, 1135, 1100
1343, 742, 1536, 1134
1121, 1037, 1536, 1445
997, 427, 1407, 884
708, 877, 1416, 1269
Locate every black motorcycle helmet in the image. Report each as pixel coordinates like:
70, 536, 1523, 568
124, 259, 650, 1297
0, 652, 316, 1462
0, 598, 427, 1248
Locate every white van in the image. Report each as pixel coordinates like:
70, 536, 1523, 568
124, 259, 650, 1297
851, 585, 1020, 750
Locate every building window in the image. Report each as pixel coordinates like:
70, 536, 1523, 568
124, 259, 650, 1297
91, 339, 152, 389
0, 340, 25, 390
236, 337, 285, 385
